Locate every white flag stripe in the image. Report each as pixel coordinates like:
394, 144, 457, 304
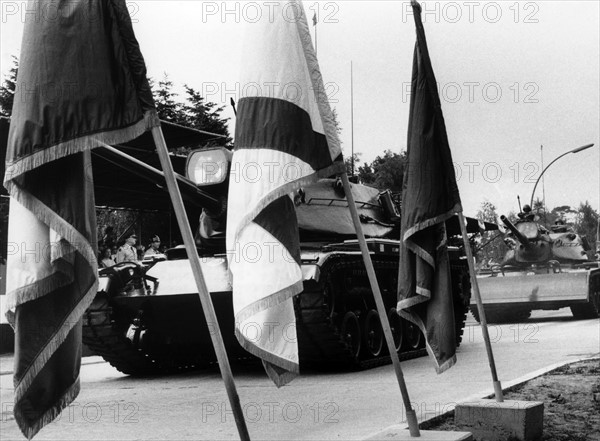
227, 149, 313, 248
239, 2, 325, 137
232, 222, 303, 311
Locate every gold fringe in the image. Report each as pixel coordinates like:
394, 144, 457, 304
5, 187, 98, 433
14, 375, 80, 440
4, 111, 158, 185
293, 2, 342, 161
397, 306, 457, 374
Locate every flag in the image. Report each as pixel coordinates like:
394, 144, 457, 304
396, 0, 463, 374
3, 1, 158, 437
227, 0, 344, 386
312, 11, 317, 26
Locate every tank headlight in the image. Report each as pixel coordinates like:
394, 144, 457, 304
517, 222, 539, 240
186, 147, 232, 186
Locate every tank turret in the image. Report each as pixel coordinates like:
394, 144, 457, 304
499, 211, 589, 267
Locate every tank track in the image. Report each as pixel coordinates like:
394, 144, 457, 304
83, 292, 232, 375
83, 256, 471, 375
295, 255, 471, 370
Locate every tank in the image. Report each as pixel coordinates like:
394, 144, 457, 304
82, 146, 484, 375
472, 206, 600, 324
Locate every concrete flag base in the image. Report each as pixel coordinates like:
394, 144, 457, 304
455, 399, 543, 441
364, 426, 473, 440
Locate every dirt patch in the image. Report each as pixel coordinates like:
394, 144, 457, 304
422, 359, 600, 440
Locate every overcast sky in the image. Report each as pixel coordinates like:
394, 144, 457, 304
1, 1, 599, 217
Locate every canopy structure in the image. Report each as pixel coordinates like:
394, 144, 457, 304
1, 117, 226, 214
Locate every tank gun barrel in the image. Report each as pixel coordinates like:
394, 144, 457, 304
500, 215, 530, 246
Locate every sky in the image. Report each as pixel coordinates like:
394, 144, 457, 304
1, 0, 599, 218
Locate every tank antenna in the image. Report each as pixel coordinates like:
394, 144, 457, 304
517, 195, 522, 213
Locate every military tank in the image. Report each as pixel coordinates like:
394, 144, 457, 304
83, 146, 487, 375
472, 205, 600, 323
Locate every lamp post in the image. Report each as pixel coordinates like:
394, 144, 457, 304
530, 143, 595, 209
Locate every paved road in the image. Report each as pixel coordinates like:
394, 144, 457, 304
1, 309, 598, 441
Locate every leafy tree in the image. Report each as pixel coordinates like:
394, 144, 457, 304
331, 107, 342, 139
574, 201, 599, 246
356, 160, 375, 184
366, 150, 406, 192
0, 56, 18, 117
475, 201, 507, 265
345, 152, 361, 176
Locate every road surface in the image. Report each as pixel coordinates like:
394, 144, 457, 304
1, 309, 598, 440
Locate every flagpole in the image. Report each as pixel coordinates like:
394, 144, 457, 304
313, 13, 318, 55
340, 172, 421, 436
457, 212, 503, 402
350, 61, 355, 176
151, 126, 252, 440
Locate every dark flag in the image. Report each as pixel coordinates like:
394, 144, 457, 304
3, 1, 158, 437
227, 0, 344, 387
396, 0, 463, 373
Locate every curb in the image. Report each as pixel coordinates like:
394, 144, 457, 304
366, 354, 600, 437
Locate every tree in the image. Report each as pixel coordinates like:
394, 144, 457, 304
475, 201, 507, 265
345, 152, 361, 176
152, 74, 183, 124
574, 201, 599, 246
0, 56, 18, 117
331, 107, 342, 139
366, 150, 406, 192
182, 86, 231, 146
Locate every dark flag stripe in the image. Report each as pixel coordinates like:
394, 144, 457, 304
4, 1, 157, 437
397, 1, 462, 374
254, 196, 302, 266
235, 97, 335, 171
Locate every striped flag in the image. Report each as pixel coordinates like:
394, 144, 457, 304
396, 1, 463, 373
3, 1, 158, 437
227, 0, 344, 386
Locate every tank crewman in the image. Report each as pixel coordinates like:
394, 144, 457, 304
144, 235, 162, 257
116, 233, 138, 263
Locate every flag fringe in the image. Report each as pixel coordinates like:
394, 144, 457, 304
234, 279, 304, 323
5, 183, 98, 426
4, 269, 72, 327
4, 110, 159, 185
14, 375, 81, 440
293, 4, 341, 158
401, 203, 461, 267
397, 309, 456, 374
234, 279, 304, 385
402, 203, 461, 242
262, 360, 298, 387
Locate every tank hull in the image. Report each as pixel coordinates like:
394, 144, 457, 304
84, 239, 472, 375
471, 266, 600, 323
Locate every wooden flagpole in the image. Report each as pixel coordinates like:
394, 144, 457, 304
457, 212, 503, 402
340, 172, 421, 436
151, 126, 252, 440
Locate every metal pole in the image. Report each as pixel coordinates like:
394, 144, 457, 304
530, 143, 595, 208
151, 126, 251, 441
540, 145, 546, 225
350, 61, 354, 176
340, 172, 420, 436
457, 212, 503, 402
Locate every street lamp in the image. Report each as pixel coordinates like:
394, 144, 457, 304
530, 143, 596, 209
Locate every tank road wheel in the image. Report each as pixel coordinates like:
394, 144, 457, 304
340, 312, 362, 358
363, 310, 384, 357
404, 319, 422, 350
388, 308, 403, 353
